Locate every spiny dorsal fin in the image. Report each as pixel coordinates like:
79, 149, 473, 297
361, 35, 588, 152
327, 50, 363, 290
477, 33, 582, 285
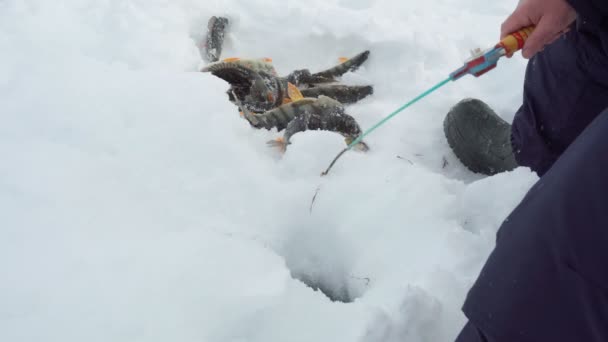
289, 98, 317, 106
287, 83, 304, 101
222, 57, 241, 62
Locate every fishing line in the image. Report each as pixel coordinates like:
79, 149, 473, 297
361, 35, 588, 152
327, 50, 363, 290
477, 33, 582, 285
321, 77, 452, 176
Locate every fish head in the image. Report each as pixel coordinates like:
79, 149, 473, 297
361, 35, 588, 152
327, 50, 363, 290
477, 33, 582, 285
203, 58, 278, 75
203, 58, 285, 110
203, 61, 258, 96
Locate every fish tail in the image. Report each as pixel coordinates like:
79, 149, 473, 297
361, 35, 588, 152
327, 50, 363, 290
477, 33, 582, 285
204, 16, 230, 63
344, 136, 370, 152
266, 137, 288, 153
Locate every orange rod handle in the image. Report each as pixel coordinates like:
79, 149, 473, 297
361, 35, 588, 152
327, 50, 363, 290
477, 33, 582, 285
496, 26, 535, 55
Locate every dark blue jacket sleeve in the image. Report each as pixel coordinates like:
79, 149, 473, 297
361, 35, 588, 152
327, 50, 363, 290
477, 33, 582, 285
463, 107, 608, 342
567, 0, 608, 27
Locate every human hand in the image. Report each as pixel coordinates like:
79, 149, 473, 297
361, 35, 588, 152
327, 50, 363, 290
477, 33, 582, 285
501, 0, 577, 58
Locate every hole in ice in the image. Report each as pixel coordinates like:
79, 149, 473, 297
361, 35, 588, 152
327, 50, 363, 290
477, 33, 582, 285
279, 225, 370, 303
291, 271, 368, 303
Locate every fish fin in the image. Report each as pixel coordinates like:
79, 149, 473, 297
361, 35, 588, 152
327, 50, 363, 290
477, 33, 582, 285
266, 91, 275, 103
344, 137, 370, 152
222, 57, 241, 62
242, 109, 259, 125
287, 82, 304, 101
289, 97, 317, 105
266, 137, 288, 153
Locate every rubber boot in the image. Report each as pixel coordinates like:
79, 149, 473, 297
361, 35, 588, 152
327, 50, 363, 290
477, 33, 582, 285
444, 98, 518, 175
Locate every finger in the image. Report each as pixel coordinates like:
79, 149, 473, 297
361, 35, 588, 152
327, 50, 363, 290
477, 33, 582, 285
521, 16, 559, 58
501, 6, 533, 39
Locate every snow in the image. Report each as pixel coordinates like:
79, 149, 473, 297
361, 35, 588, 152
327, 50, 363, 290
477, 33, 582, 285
1, 0, 539, 341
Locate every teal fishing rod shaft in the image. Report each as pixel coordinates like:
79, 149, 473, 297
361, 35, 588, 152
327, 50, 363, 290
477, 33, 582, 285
347, 77, 452, 149
321, 27, 535, 176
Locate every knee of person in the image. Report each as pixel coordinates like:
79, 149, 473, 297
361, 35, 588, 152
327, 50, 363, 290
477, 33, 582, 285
512, 106, 608, 176
577, 107, 608, 144
454, 321, 493, 342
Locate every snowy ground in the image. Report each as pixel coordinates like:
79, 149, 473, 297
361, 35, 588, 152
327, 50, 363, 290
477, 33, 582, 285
1, 1, 539, 341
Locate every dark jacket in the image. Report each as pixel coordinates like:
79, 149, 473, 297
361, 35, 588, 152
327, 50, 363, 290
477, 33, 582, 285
510, 0, 608, 176
567, 0, 608, 30
463, 106, 608, 342
459, 2, 608, 341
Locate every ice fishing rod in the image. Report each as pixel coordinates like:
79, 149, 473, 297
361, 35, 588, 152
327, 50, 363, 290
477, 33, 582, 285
320, 26, 535, 176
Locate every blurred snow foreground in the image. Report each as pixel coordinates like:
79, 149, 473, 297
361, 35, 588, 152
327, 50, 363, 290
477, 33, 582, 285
1, 0, 538, 341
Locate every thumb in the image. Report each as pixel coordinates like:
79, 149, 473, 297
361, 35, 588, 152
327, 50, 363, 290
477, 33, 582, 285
521, 16, 557, 58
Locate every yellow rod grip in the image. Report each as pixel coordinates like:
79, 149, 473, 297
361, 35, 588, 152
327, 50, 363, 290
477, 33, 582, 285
496, 26, 535, 54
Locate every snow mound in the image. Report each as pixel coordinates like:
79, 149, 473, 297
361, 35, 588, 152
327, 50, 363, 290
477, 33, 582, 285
1, 0, 537, 341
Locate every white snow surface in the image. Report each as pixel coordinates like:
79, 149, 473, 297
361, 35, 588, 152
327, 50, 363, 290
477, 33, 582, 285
0, 0, 540, 341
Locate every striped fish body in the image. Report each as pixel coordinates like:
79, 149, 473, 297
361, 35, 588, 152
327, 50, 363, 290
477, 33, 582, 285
280, 95, 364, 142
284, 69, 335, 86
300, 85, 373, 104
283, 51, 370, 87
310, 50, 370, 80
247, 97, 321, 131
283, 108, 362, 143
279, 97, 368, 151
